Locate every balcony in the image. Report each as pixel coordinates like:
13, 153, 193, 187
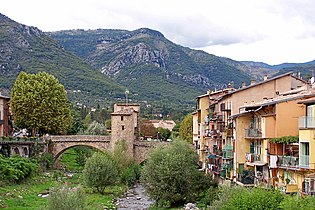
223, 146, 233, 159
245, 128, 262, 138
299, 116, 315, 129
245, 153, 261, 162
300, 155, 310, 168
277, 156, 299, 168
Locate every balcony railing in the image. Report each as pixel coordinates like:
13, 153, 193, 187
245, 128, 262, 138
300, 155, 310, 168
277, 156, 299, 167
223, 147, 233, 158
245, 153, 261, 162
299, 116, 315, 129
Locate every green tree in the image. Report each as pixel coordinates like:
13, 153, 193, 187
85, 121, 107, 135
10, 71, 72, 135
179, 114, 193, 143
112, 140, 141, 187
141, 140, 214, 207
157, 127, 171, 141
83, 152, 118, 194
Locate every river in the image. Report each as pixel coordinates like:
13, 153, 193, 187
116, 183, 154, 210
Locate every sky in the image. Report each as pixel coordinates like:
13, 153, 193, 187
1, 0, 315, 65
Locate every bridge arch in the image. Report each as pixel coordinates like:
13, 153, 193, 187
53, 143, 106, 161
49, 135, 111, 161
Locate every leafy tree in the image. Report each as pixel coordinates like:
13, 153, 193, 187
179, 114, 193, 143
85, 121, 107, 135
67, 106, 85, 135
83, 152, 118, 194
10, 71, 72, 136
141, 140, 215, 207
157, 127, 171, 140
111, 140, 141, 187
140, 121, 157, 137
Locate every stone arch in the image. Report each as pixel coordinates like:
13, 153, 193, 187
13, 147, 20, 156
53, 142, 109, 161
22, 147, 28, 157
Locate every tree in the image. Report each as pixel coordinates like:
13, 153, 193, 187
85, 121, 107, 135
157, 127, 171, 141
10, 71, 72, 135
83, 152, 118, 194
141, 140, 215, 207
179, 114, 193, 143
140, 121, 157, 137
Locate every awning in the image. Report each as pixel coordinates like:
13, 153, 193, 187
207, 154, 217, 159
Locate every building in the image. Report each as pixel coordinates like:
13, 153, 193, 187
297, 96, 315, 195
233, 88, 315, 188
194, 72, 308, 181
142, 120, 176, 131
111, 103, 140, 157
0, 95, 13, 136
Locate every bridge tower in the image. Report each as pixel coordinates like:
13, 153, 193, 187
111, 103, 140, 157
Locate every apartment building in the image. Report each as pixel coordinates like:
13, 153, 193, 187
194, 72, 308, 181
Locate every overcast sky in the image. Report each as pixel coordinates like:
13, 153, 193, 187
1, 0, 315, 65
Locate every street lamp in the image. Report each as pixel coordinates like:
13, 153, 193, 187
125, 89, 129, 105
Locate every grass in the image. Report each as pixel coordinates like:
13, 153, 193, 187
0, 170, 127, 209
60, 147, 84, 172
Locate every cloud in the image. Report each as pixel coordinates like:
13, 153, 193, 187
1, 0, 315, 64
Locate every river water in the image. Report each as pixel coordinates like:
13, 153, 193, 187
116, 184, 154, 210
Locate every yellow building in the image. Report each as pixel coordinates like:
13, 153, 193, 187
203, 72, 307, 181
233, 91, 309, 187
298, 96, 315, 195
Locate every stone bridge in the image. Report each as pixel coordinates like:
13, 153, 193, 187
49, 135, 167, 163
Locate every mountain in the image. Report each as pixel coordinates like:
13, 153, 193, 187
0, 13, 126, 107
241, 60, 315, 80
47, 28, 253, 101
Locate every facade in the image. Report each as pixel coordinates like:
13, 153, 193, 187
142, 120, 176, 131
193, 72, 309, 184
0, 95, 13, 136
111, 103, 140, 157
234, 90, 313, 188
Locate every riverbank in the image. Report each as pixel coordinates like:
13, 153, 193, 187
0, 171, 126, 209
116, 183, 154, 210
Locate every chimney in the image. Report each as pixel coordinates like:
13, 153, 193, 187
241, 81, 246, 88
264, 75, 268, 81
250, 79, 256, 85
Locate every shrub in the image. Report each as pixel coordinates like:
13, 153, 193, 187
83, 152, 118, 194
210, 186, 284, 210
279, 195, 315, 210
141, 140, 215, 207
47, 187, 85, 210
111, 140, 141, 186
38, 152, 54, 170
0, 154, 38, 183
121, 163, 141, 187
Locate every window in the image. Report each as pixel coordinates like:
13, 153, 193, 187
300, 142, 310, 167
121, 116, 124, 121
122, 125, 125, 130
303, 178, 315, 195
